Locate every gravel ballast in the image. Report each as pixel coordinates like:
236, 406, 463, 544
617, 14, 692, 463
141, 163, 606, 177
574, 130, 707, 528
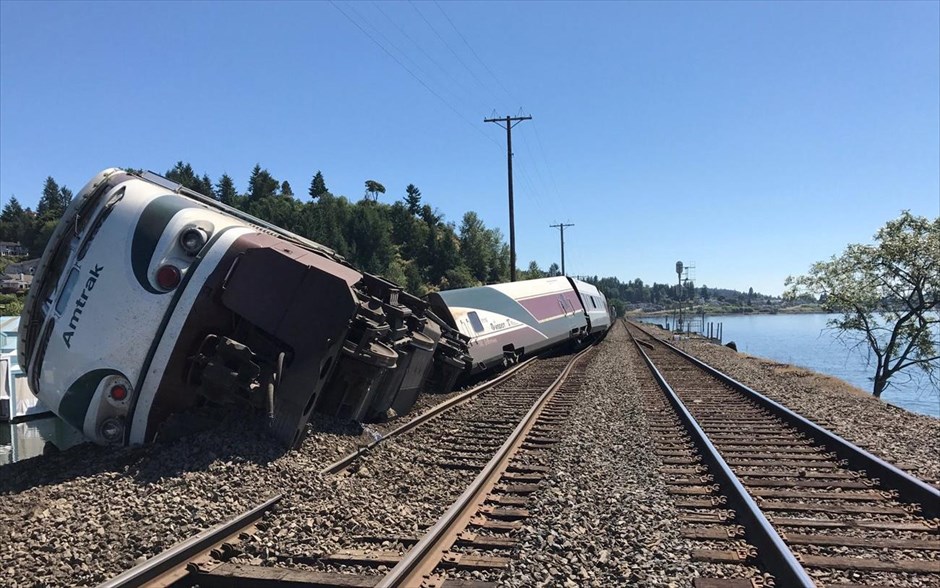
3, 321, 937, 586
664, 329, 940, 485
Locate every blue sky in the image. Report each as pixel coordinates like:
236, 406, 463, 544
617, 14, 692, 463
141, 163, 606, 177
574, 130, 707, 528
1, 1, 937, 295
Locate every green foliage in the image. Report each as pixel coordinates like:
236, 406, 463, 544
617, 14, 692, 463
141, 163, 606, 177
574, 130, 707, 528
248, 164, 279, 200
165, 162, 215, 197
786, 211, 940, 398
0, 292, 25, 316
309, 171, 329, 199
7, 162, 526, 298
364, 180, 386, 202
215, 174, 239, 206
404, 184, 422, 215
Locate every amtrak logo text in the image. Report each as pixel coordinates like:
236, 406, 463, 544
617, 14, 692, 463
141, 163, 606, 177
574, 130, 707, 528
62, 265, 103, 349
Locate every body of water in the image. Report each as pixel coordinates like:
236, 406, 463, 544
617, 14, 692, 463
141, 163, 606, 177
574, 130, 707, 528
642, 313, 938, 418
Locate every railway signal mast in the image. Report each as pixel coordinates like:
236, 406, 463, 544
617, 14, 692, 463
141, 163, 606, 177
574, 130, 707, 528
485, 114, 531, 282
676, 261, 684, 332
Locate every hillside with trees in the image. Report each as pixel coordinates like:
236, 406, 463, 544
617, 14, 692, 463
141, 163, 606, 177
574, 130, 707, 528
1, 162, 807, 313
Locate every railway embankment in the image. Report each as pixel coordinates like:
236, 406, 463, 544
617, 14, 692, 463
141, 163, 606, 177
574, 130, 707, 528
668, 332, 940, 487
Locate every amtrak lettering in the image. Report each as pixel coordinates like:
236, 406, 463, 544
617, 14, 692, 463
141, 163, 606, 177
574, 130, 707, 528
62, 264, 103, 349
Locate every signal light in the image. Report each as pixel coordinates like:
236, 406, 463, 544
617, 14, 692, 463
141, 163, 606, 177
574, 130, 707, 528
109, 384, 128, 401
99, 418, 124, 443
156, 264, 181, 290
179, 228, 208, 256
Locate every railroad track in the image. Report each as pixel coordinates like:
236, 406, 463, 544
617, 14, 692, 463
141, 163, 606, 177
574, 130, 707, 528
97, 345, 594, 587
626, 320, 940, 588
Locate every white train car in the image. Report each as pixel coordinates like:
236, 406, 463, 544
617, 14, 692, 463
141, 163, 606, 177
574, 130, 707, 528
427, 276, 612, 374
568, 278, 613, 335
19, 169, 468, 448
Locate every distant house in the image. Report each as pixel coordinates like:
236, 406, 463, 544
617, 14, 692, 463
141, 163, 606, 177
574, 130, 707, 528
4, 259, 39, 276
0, 275, 30, 294
0, 258, 39, 294
0, 242, 28, 257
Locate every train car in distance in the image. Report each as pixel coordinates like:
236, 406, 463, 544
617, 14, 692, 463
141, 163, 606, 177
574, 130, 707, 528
427, 276, 612, 374
19, 169, 470, 450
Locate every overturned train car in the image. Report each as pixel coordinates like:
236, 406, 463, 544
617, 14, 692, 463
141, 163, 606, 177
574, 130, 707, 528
427, 276, 613, 374
18, 169, 470, 449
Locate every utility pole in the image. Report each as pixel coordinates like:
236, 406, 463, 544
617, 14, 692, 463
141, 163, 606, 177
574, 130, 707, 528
550, 222, 574, 275
485, 114, 531, 281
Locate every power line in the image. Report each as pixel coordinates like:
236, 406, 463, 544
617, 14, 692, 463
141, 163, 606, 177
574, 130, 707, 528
530, 118, 565, 203
329, 0, 499, 148
371, 1, 488, 114
408, 0, 493, 99
434, 0, 519, 106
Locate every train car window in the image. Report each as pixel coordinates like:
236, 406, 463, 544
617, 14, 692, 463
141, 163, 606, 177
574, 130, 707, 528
54, 268, 80, 315
467, 311, 485, 333
591, 296, 597, 309
77, 187, 125, 261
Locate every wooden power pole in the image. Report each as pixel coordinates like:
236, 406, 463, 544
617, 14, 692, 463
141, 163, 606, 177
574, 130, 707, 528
550, 222, 574, 275
485, 114, 531, 282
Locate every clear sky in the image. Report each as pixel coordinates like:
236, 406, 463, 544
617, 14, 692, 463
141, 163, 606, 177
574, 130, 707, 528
1, 1, 937, 295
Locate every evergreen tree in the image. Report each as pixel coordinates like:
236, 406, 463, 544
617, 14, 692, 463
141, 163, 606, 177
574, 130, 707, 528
196, 174, 215, 198
281, 180, 294, 197
0, 196, 30, 243
165, 161, 198, 189
215, 173, 238, 205
36, 177, 63, 222
404, 184, 422, 215
459, 211, 491, 285
309, 171, 328, 199
248, 164, 279, 200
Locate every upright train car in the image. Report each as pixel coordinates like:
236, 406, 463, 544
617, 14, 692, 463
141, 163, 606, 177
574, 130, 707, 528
19, 169, 468, 449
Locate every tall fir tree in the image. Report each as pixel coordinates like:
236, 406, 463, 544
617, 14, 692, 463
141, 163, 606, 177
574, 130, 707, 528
215, 174, 238, 205
309, 171, 328, 199
248, 164, 279, 200
404, 184, 422, 215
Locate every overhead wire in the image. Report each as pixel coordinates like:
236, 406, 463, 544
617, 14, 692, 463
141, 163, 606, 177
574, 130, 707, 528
423, 5, 569, 221
329, 0, 500, 148
370, 1, 490, 115
433, 0, 519, 106
407, 0, 494, 100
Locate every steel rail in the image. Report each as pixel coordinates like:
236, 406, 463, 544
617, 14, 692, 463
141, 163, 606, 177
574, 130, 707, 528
628, 326, 817, 587
376, 345, 594, 587
320, 357, 538, 475
647, 325, 940, 519
97, 494, 283, 588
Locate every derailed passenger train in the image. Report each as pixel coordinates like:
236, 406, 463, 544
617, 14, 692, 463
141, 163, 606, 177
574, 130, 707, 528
19, 169, 613, 449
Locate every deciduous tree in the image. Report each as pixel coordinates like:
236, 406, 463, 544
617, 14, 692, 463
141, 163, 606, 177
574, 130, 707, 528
785, 211, 939, 398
